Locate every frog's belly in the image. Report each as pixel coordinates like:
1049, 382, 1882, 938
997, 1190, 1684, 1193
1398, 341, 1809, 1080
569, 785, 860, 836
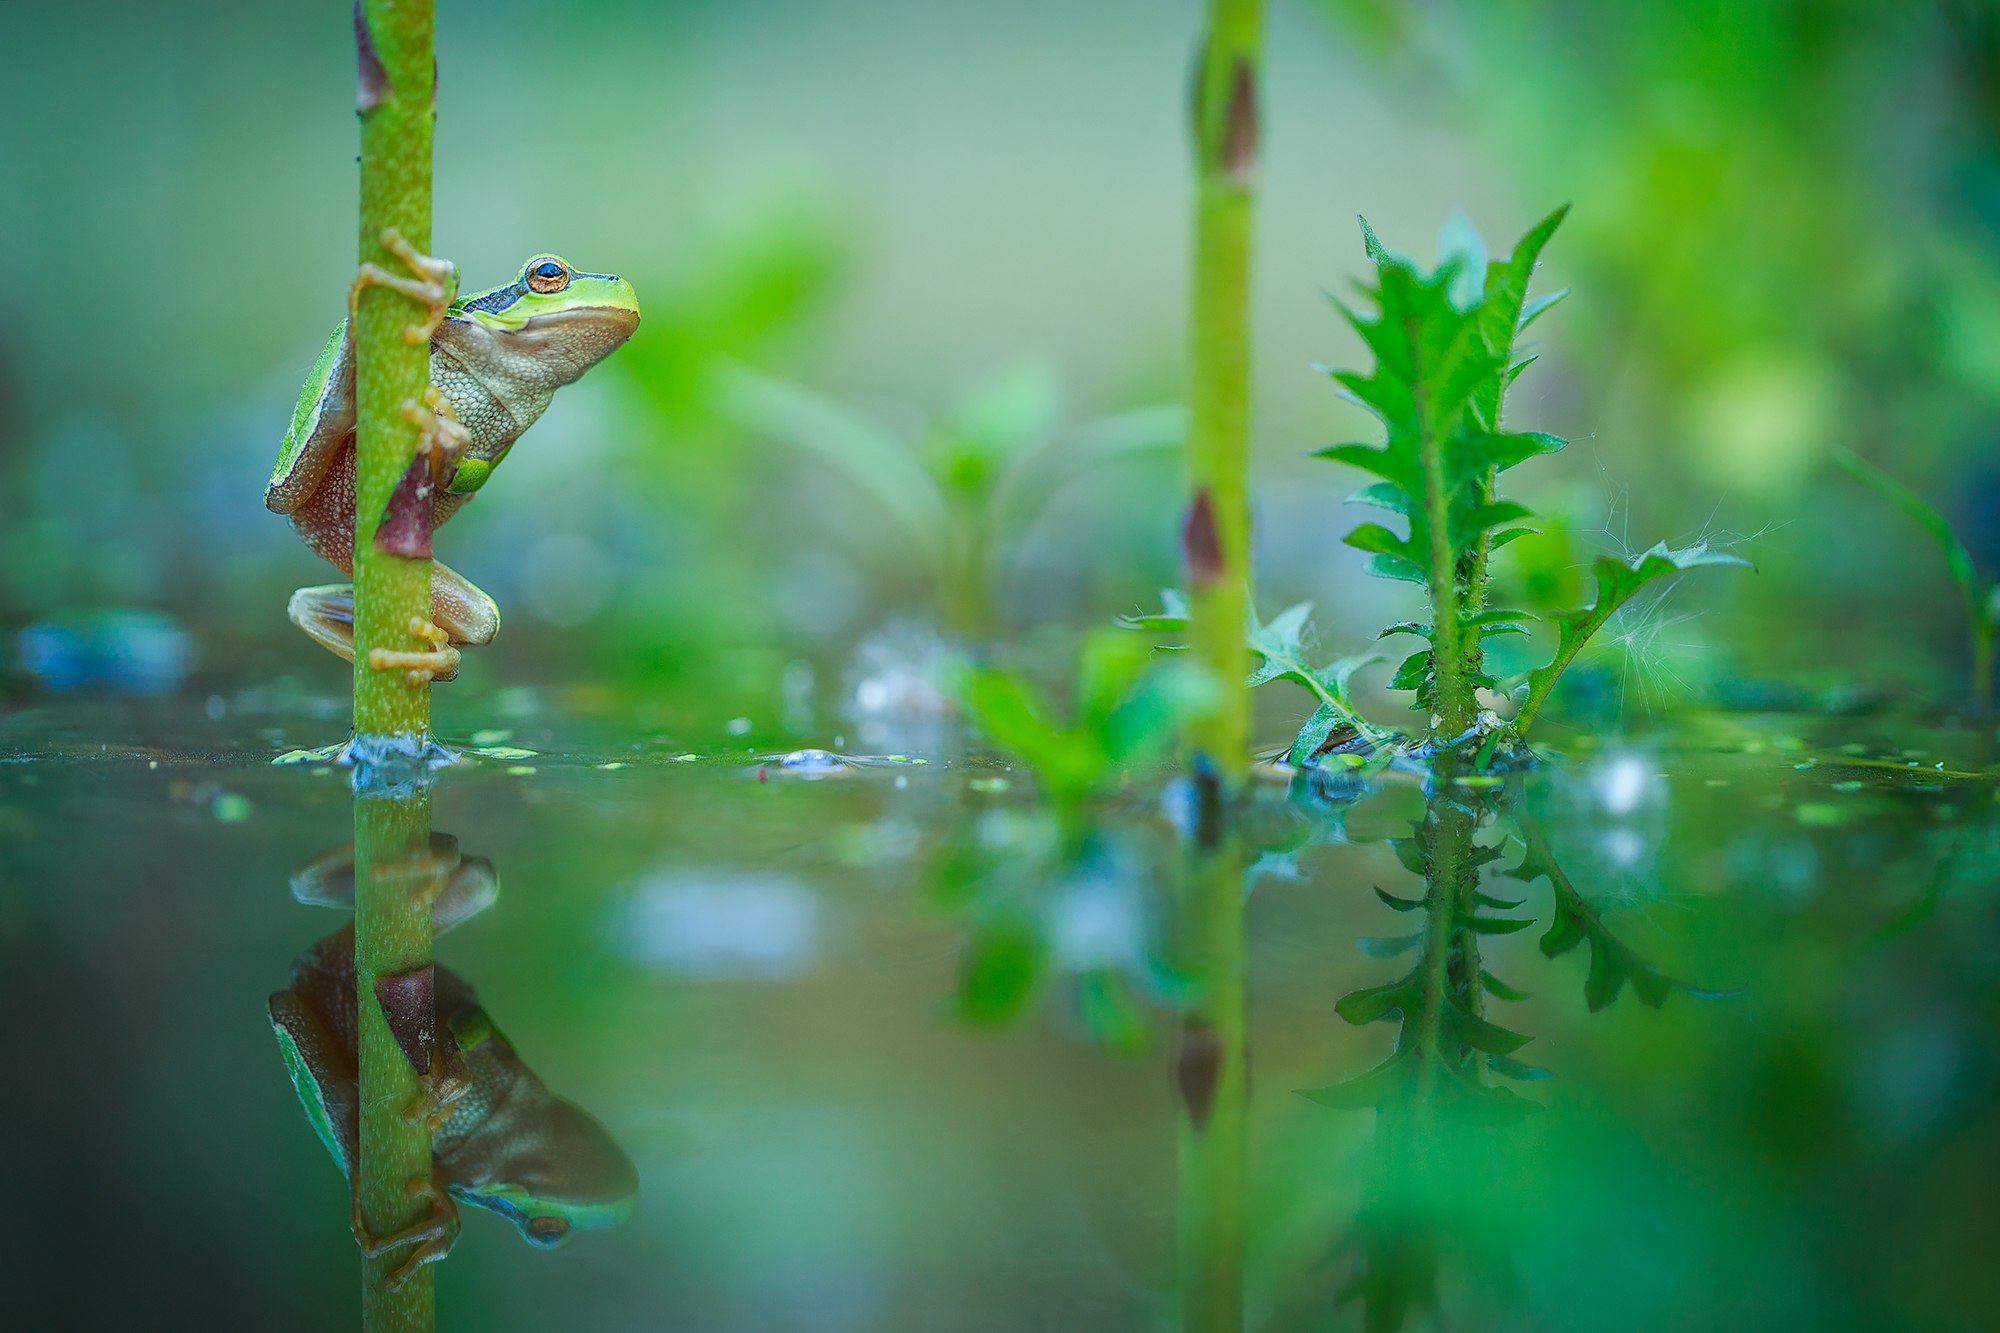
291, 440, 474, 576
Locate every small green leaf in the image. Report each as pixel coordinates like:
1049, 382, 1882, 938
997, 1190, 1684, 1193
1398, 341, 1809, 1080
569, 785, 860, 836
1375, 885, 1423, 912
1515, 541, 1755, 732
1463, 915, 1536, 935
1486, 1052, 1553, 1081
1480, 969, 1531, 1001
1336, 976, 1420, 1025
1114, 587, 1191, 632
1358, 933, 1424, 958
1439, 997, 1532, 1054
1297, 1044, 1418, 1111
1389, 651, 1431, 692
1075, 969, 1150, 1051
955, 919, 1046, 1025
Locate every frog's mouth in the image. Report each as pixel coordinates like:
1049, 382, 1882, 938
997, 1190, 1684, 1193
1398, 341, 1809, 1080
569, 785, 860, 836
502, 305, 641, 361
512, 305, 641, 338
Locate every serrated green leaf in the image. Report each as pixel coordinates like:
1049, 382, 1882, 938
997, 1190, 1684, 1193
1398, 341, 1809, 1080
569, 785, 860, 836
1344, 522, 1419, 563
1346, 480, 1409, 515
1389, 651, 1431, 692
1486, 1052, 1552, 1081
1114, 587, 1190, 633
1464, 915, 1536, 935
1297, 1044, 1418, 1111
1439, 997, 1533, 1054
1336, 976, 1421, 1025
1515, 541, 1754, 731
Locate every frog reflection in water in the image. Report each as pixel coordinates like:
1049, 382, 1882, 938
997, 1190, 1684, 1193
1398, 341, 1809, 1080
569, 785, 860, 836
265, 231, 640, 682
269, 837, 637, 1288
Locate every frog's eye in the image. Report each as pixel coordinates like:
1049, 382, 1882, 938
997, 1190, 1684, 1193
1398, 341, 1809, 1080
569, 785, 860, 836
524, 1215, 570, 1247
525, 260, 570, 295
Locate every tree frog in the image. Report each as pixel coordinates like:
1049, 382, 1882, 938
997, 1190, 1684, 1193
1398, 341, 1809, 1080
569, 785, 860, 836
265, 231, 640, 682
269, 924, 638, 1288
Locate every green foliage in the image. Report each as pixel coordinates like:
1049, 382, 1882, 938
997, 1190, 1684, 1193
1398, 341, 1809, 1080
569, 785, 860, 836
1505, 829, 1727, 1012
1511, 542, 1753, 732
959, 628, 1218, 820
719, 361, 1183, 636
953, 915, 1046, 1025
1834, 445, 1999, 710
1118, 593, 1388, 763
1315, 208, 1570, 733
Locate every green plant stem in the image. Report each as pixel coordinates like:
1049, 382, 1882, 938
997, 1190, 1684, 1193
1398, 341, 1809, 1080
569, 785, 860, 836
355, 791, 437, 1331
1177, 848, 1247, 1333
1419, 414, 1473, 736
353, 0, 438, 740
1831, 446, 1996, 719
1413, 786, 1466, 1106
1186, 0, 1262, 777
1179, 7, 1260, 1332
353, 3, 439, 1329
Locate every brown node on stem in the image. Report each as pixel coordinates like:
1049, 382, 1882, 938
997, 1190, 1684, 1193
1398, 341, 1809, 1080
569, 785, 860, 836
1219, 57, 1258, 185
1176, 1018, 1224, 1133
373, 454, 434, 559
373, 965, 436, 1073
353, 2, 388, 113
1182, 486, 1226, 588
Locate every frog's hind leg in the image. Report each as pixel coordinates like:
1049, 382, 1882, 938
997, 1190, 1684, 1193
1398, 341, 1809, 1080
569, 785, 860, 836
289, 566, 493, 684
430, 561, 500, 652
289, 583, 359, 664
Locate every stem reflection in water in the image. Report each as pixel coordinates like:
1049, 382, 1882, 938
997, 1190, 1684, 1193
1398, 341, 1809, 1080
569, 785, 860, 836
267, 801, 637, 1328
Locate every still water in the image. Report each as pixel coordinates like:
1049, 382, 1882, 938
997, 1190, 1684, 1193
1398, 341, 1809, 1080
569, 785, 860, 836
3, 698, 1996, 1331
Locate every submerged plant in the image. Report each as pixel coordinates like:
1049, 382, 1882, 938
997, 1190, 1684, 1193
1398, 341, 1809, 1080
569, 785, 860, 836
1834, 445, 1999, 715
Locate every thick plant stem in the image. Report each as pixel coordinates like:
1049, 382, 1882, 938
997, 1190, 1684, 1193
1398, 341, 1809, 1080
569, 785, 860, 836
353, 3, 440, 1329
1176, 847, 1247, 1333
1185, 0, 1261, 778
353, 0, 438, 741
1418, 421, 1473, 737
1178, 6, 1260, 1333
1412, 784, 1466, 1108
355, 791, 438, 1331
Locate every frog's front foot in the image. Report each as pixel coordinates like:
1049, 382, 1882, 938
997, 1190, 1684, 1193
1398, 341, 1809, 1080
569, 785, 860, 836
349, 227, 459, 345
367, 617, 462, 688
352, 1175, 461, 1292
404, 1041, 472, 1134
402, 385, 471, 479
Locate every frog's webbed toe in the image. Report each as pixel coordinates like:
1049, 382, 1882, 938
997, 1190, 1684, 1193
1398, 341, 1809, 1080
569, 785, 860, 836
351, 1175, 461, 1292
290, 584, 358, 663
349, 227, 459, 345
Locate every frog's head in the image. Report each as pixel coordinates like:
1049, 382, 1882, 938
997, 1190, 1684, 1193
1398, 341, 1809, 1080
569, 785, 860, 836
453, 254, 641, 382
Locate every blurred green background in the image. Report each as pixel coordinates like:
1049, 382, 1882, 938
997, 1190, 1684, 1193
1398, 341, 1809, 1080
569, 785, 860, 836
9, 6, 2000, 1332
8, 0, 2000, 738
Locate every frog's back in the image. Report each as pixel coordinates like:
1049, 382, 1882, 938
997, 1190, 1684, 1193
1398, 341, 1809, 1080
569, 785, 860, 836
265, 323, 356, 515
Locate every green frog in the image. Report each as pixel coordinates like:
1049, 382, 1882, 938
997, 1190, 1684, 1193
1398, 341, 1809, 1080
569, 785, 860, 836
269, 919, 638, 1290
265, 230, 640, 682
